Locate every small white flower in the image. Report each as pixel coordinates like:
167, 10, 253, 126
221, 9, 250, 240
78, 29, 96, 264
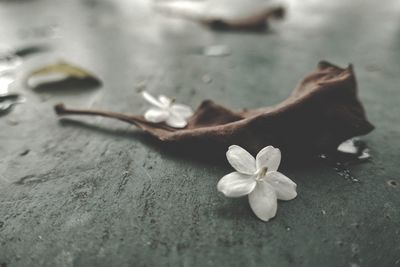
217, 145, 297, 222
141, 91, 193, 128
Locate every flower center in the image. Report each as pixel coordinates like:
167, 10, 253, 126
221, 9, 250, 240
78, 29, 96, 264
161, 98, 175, 110
255, 167, 268, 181
168, 98, 176, 108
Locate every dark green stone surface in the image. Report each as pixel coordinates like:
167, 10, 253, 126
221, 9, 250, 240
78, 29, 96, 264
0, 0, 399, 266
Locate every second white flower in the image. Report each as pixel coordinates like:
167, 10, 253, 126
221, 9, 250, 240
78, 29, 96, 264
142, 91, 193, 128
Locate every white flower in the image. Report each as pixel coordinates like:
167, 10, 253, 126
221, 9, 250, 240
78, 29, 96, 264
141, 91, 193, 128
217, 145, 297, 221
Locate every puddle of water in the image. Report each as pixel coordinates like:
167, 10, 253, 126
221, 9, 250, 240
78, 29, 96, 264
320, 138, 371, 163
337, 138, 370, 161
319, 138, 371, 182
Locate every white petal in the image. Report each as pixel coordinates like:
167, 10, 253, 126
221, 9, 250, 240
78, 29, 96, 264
158, 95, 172, 106
217, 172, 256, 197
171, 104, 194, 119
264, 171, 297, 201
248, 182, 277, 222
226, 145, 256, 175
142, 91, 164, 108
165, 113, 187, 128
144, 108, 169, 123
256, 146, 281, 172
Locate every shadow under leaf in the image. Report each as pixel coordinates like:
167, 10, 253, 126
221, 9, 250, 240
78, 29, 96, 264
58, 118, 327, 169
32, 77, 101, 94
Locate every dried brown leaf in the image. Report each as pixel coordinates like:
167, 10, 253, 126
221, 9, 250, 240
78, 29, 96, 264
54, 61, 374, 158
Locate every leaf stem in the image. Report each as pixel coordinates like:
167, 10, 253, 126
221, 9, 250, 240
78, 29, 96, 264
54, 103, 146, 125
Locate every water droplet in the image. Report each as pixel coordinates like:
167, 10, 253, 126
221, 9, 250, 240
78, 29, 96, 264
19, 149, 30, 156
351, 243, 360, 254
338, 138, 359, 154
333, 164, 359, 182
387, 180, 398, 188
358, 149, 371, 160
203, 45, 231, 57
202, 74, 212, 84
319, 154, 327, 159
